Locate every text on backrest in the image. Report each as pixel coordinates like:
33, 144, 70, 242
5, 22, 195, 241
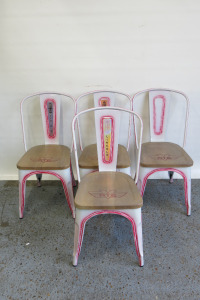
100, 116, 114, 163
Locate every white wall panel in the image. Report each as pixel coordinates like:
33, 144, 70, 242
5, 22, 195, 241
0, 0, 200, 179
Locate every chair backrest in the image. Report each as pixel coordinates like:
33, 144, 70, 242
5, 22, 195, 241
76, 90, 132, 151
72, 107, 143, 182
21, 92, 75, 151
132, 88, 189, 147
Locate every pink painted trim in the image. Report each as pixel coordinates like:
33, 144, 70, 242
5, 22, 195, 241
100, 116, 114, 164
140, 168, 188, 212
153, 95, 166, 135
20, 170, 73, 217
98, 97, 110, 107
44, 99, 57, 139
75, 210, 142, 266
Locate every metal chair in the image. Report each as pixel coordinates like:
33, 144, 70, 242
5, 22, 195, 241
72, 106, 144, 266
17, 92, 75, 218
132, 88, 193, 215
76, 91, 132, 177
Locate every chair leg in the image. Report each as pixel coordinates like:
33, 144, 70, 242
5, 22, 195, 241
36, 173, 42, 187
19, 170, 28, 219
181, 168, 191, 216
70, 162, 77, 187
137, 167, 150, 197
58, 169, 75, 218
72, 209, 144, 266
72, 173, 77, 187
168, 171, 174, 183
73, 209, 88, 266
127, 208, 144, 267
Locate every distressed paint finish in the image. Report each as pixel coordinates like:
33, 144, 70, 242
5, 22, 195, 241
153, 95, 166, 136
40, 94, 61, 145
149, 90, 170, 142
98, 97, 110, 107
44, 98, 57, 139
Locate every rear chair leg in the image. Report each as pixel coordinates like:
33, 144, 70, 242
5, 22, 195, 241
36, 174, 42, 187
168, 171, 174, 183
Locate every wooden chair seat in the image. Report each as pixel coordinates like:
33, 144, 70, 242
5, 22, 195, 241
140, 142, 193, 168
75, 171, 143, 209
79, 144, 130, 169
17, 145, 70, 170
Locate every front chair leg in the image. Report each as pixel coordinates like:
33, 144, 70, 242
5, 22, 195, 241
19, 170, 28, 219
58, 169, 75, 218
36, 174, 42, 187
182, 168, 191, 216
128, 208, 144, 267
73, 209, 88, 266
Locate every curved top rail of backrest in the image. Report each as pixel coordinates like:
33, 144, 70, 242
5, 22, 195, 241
20, 92, 76, 152
132, 88, 189, 148
75, 90, 132, 151
72, 106, 143, 183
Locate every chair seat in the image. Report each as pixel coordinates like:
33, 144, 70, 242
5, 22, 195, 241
79, 144, 130, 169
75, 171, 143, 209
140, 142, 193, 168
17, 145, 70, 170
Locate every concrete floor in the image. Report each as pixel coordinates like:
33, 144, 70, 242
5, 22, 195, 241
0, 179, 200, 300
